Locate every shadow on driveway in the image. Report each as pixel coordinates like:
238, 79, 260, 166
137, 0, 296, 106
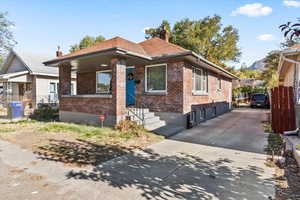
65, 148, 274, 199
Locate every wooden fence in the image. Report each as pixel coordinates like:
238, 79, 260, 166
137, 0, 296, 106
271, 86, 296, 133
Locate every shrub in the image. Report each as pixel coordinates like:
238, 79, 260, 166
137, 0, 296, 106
29, 105, 59, 121
115, 120, 145, 137
264, 133, 284, 161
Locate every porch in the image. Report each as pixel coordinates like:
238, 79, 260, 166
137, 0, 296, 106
57, 51, 150, 126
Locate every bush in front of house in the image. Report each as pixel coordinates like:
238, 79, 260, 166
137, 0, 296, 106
115, 120, 145, 137
29, 104, 59, 121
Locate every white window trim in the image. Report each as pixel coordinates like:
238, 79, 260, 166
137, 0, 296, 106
96, 70, 112, 94
49, 82, 57, 94
145, 64, 167, 93
192, 67, 208, 95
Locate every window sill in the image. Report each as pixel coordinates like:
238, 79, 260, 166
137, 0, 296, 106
144, 91, 168, 96
62, 94, 112, 98
192, 92, 208, 96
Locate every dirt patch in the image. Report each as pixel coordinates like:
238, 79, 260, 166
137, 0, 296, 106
0, 121, 163, 168
275, 156, 300, 200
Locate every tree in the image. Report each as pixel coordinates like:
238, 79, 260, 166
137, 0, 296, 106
70, 35, 105, 53
145, 16, 241, 68
145, 20, 171, 39
280, 20, 300, 40
259, 51, 280, 90
0, 12, 16, 65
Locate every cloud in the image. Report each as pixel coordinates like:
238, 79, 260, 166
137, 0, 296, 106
231, 3, 272, 17
283, 0, 300, 7
257, 34, 276, 41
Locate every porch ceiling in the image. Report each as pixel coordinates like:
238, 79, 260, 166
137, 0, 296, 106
67, 50, 152, 72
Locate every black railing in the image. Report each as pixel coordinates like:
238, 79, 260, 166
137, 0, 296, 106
127, 94, 147, 125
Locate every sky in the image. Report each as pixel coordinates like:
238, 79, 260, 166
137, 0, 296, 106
1, 0, 300, 69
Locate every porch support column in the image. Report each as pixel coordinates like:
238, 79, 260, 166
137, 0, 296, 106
111, 57, 126, 124
59, 64, 71, 98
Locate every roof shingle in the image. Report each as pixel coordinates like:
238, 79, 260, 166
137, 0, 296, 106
47, 37, 189, 62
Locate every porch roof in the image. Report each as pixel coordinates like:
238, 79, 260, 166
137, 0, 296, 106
278, 44, 300, 81
0, 71, 29, 81
44, 37, 238, 79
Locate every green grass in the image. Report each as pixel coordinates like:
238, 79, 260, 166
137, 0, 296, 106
37, 122, 163, 143
37, 122, 138, 140
0, 120, 38, 125
0, 128, 16, 133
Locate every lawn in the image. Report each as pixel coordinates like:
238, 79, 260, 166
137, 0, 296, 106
0, 120, 163, 167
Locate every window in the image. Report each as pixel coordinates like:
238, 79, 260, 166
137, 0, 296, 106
49, 82, 58, 103
145, 64, 167, 92
218, 77, 222, 90
49, 83, 56, 94
193, 68, 208, 94
71, 83, 75, 95
96, 70, 112, 94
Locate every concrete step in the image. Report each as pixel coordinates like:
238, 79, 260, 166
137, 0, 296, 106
144, 120, 166, 131
152, 125, 185, 138
127, 112, 154, 119
127, 108, 150, 114
144, 116, 161, 125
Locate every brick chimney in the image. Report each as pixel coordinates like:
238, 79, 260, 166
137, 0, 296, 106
56, 46, 63, 57
159, 25, 170, 42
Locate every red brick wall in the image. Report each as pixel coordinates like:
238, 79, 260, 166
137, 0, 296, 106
59, 65, 71, 96
60, 97, 114, 115
77, 72, 96, 95
183, 63, 232, 113
135, 62, 184, 113
111, 58, 126, 117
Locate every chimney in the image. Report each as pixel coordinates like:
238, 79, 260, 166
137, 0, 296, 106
159, 25, 170, 42
56, 46, 63, 57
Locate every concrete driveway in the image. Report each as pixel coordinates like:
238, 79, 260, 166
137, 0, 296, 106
0, 108, 274, 200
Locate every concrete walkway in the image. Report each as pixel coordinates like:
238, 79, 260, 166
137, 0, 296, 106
0, 108, 274, 200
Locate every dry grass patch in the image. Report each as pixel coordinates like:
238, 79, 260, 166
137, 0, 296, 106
0, 120, 163, 167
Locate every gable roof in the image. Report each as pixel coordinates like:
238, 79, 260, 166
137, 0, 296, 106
139, 37, 187, 57
1, 50, 58, 77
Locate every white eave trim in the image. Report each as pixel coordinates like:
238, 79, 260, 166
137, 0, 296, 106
0, 71, 29, 79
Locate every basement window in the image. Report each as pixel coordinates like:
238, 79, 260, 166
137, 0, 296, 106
96, 70, 112, 94
145, 64, 167, 93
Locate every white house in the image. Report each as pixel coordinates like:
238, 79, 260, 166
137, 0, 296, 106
0, 50, 76, 109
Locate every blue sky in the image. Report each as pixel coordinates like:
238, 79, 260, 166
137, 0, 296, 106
2, 0, 300, 68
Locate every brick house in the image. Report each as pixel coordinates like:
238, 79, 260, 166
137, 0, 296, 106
44, 32, 238, 132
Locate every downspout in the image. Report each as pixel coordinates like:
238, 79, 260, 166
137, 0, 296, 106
281, 55, 300, 135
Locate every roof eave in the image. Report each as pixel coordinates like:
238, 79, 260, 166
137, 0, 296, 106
153, 51, 239, 80
43, 47, 152, 66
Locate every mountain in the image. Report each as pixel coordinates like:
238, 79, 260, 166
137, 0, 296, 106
248, 58, 266, 71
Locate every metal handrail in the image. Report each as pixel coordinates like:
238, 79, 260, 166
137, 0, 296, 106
127, 93, 147, 125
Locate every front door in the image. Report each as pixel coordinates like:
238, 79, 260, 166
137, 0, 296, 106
126, 68, 135, 105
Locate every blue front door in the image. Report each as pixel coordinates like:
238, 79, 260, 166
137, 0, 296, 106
126, 68, 135, 105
